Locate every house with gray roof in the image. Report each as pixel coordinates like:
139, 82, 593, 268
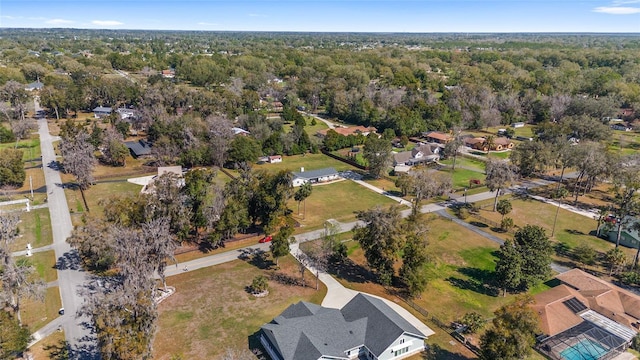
124, 139, 152, 158
93, 106, 113, 118
393, 144, 439, 167
292, 167, 340, 187
260, 293, 430, 360
25, 81, 44, 91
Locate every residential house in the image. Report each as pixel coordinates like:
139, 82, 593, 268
317, 126, 378, 138
93, 106, 113, 118
124, 139, 152, 158
25, 81, 44, 91
161, 69, 175, 78
260, 293, 432, 360
533, 269, 639, 360
393, 144, 439, 167
423, 131, 452, 144
115, 107, 137, 120
292, 167, 339, 187
268, 155, 283, 163
512, 122, 525, 128
493, 137, 515, 150
142, 166, 184, 193
611, 123, 632, 132
599, 216, 640, 249
464, 137, 488, 151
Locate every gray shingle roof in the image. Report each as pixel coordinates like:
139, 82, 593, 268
292, 167, 338, 180
393, 151, 413, 165
93, 106, 112, 113
125, 140, 152, 157
261, 293, 427, 360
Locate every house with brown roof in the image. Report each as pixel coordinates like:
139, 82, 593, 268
423, 131, 452, 144
533, 269, 639, 360
316, 126, 377, 138
463, 137, 514, 151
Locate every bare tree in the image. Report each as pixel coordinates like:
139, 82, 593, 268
206, 115, 234, 167
485, 159, 518, 212
0, 214, 44, 324
59, 131, 97, 210
409, 170, 452, 216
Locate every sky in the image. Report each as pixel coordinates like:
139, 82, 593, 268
0, 0, 639, 33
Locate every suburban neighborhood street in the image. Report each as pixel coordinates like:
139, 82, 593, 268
30, 100, 99, 358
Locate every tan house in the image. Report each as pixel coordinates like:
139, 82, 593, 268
424, 131, 452, 144
317, 126, 377, 138
533, 269, 639, 360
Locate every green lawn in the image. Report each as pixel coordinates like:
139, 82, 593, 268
291, 180, 400, 230
441, 168, 486, 190
64, 177, 144, 225
282, 115, 329, 136
12, 208, 52, 252
254, 153, 359, 174
471, 196, 638, 271
440, 157, 486, 172
0, 138, 41, 161
154, 256, 326, 359
19, 250, 58, 283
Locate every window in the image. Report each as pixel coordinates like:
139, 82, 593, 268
400, 339, 405, 344
394, 347, 409, 357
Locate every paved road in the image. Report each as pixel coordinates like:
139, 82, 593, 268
30, 102, 98, 358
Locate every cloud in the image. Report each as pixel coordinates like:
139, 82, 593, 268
593, 6, 640, 14
46, 19, 74, 25
248, 13, 268, 18
0, 15, 22, 20
197, 22, 219, 26
91, 20, 123, 26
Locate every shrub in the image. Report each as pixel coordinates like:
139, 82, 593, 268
250, 275, 269, 294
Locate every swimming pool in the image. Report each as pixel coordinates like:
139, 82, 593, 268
560, 339, 609, 360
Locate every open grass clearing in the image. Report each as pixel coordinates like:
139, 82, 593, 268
154, 255, 326, 359
440, 157, 486, 172
253, 153, 358, 174
469, 196, 637, 272
26, 330, 66, 360
290, 180, 399, 230
21, 286, 62, 332
282, 115, 329, 135
19, 250, 58, 283
441, 168, 486, 190
174, 235, 264, 263
63, 175, 143, 225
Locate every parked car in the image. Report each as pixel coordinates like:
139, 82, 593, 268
259, 235, 273, 243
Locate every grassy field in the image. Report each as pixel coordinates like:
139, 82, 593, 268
21, 286, 62, 332
0, 138, 41, 161
63, 176, 143, 225
290, 180, 399, 230
469, 196, 637, 272
440, 157, 486, 172
442, 168, 486, 190
329, 215, 527, 359
282, 115, 329, 135
253, 153, 358, 174
12, 208, 52, 252
19, 250, 58, 283
154, 256, 327, 359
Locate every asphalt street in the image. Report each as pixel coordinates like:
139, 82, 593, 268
30, 99, 99, 359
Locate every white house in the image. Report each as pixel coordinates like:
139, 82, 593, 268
93, 106, 112, 118
260, 293, 432, 360
292, 167, 340, 187
393, 144, 439, 167
268, 155, 283, 163
512, 122, 525, 128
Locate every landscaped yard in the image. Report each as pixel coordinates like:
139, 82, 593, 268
290, 180, 400, 231
153, 256, 326, 359
26, 330, 66, 359
254, 153, 358, 174
440, 156, 486, 172
441, 167, 486, 190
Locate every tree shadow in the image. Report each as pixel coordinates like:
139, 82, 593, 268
469, 221, 488, 228
43, 340, 70, 360
422, 344, 472, 360
248, 331, 268, 359
55, 249, 82, 271
239, 248, 275, 270
565, 229, 585, 235
328, 259, 376, 284
447, 267, 498, 297
554, 242, 571, 257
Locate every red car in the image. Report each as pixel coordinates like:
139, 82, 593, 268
259, 235, 273, 243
